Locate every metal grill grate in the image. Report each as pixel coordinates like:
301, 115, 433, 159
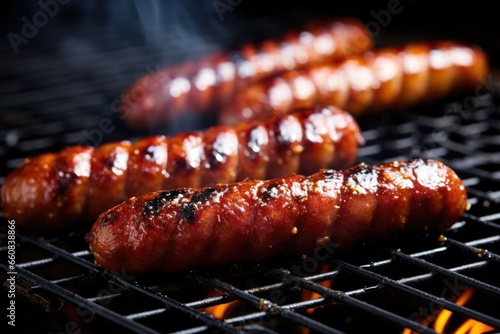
1, 4, 500, 333
2, 92, 500, 333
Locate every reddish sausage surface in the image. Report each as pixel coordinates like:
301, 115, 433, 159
1, 106, 362, 229
86, 158, 468, 273
219, 41, 489, 125
119, 18, 373, 130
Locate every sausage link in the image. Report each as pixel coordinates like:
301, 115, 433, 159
1, 106, 362, 229
85, 158, 468, 273
219, 41, 489, 125
120, 18, 373, 130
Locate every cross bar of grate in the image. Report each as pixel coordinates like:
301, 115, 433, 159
193, 274, 346, 334
125, 269, 343, 324
463, 213, 500, 230
263, 267, 437, 334
334, 259, 500, 329
442, 235, 500, 263
359, 233, 500, 270
391, 250, 500, 297
17, 250, 91, 269
1, 262, 159, 334
13, 233, 241, 333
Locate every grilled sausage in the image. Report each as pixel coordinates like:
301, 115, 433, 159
1, 106, 362, 229
119, 18, 373, 130
219, 41, 489, 125
85, 158, 468, 273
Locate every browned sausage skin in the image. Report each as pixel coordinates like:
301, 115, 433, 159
1, 106, 362, 229
219, 41, 489, 125
119, 18, 373, 130
85, 158, 468, 273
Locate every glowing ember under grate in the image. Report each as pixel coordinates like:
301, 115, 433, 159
403, 288, 495, 334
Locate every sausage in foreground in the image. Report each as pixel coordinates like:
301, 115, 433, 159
219, 41, 489, 125
1, 106, 361, 229
86, 158, 468, 273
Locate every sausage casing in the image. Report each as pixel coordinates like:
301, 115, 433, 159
219, 41, 489, 125
119, 18, 373, 130
1, 106, 362, 229
85, 158, 468, 273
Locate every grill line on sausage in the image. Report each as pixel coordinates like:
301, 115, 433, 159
219, 41, 489, 125
86, 158, 468, 273
1, 106, 362, 229
119, 18, 373, 130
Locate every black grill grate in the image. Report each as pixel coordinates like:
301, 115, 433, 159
2, 3, 500, 333
2, 93, 500, 333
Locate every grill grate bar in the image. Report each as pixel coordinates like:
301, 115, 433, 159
125, 295, 240, 321
442, 145, 500, 170
171, 312, 270, 334
16, 235, 104, 273
265, 267, 437, 334
16, 235, 242, 333
86, 293, 121, 303
185, 295, 235, 310
396, 273, 434, 285
125, 308, 167, 321
194, 274, 346, 334
29, 274, 89, 292
463, 213, 500, 230
8, 219, 499, 331
16, 257, 55, 269
444, 235, 500, 263
17, 250, 91, 269
391, 250, 500, 297
1, 263, 160, 334
478, 212, 500, 223
359, 233, 499, 270
17, 235, 247, 332
356, 258, 497, 292
129, 286, 238, 329
481, 249, 500, 263
450, 234, 500, 247
335, 260, 500, 329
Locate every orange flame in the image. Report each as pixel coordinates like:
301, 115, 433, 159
204, 300, 241, 319
403, 287, 494, 334
300, 264, 333, 314
201, 287, 242, 320
204, 264, 334, 322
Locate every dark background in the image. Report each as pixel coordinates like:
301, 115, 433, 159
1, 1, 498, 60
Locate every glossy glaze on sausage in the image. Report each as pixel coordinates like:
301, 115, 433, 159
85, 158, 468, 273
1, 106, 362, 229
119, 18, 373, 130
219, 41, 489, 125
